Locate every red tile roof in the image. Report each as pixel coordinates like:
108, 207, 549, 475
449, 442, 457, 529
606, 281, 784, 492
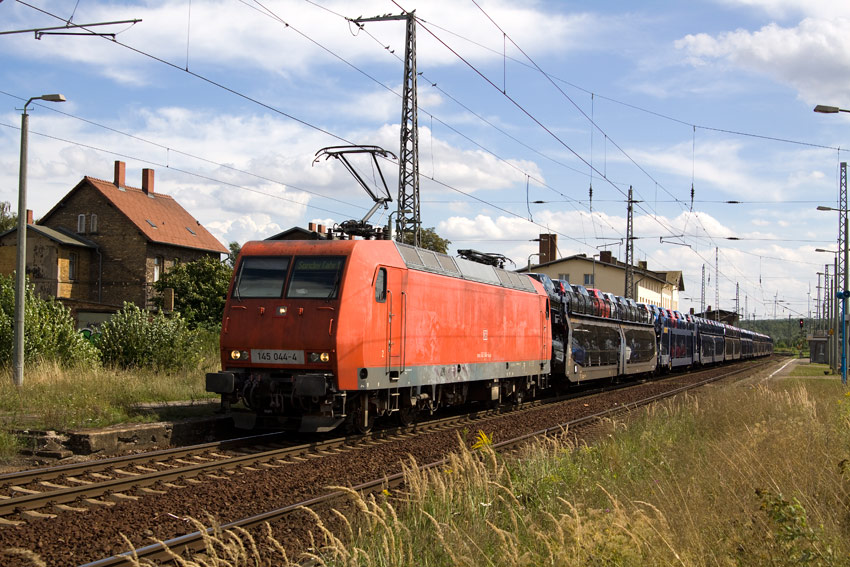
51, 176, 227, 254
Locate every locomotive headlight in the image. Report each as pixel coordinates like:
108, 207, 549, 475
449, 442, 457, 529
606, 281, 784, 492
229, 350, 249, 361
309, 352, 331, 363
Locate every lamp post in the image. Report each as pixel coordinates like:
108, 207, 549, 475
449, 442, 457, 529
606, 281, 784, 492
14, 94, 66, 387
814, 103, 850, 380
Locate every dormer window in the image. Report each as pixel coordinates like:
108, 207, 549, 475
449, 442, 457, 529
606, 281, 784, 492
77, 214, 85, 233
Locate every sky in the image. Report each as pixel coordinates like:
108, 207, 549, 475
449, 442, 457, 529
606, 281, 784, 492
2, 0, 850, 321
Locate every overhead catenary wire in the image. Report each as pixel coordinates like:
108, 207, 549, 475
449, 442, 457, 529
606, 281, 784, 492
8, 0, 819, 314
452, 0, 799, 311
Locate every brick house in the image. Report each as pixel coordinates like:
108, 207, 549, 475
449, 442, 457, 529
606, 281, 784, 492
0, 160, 227, 325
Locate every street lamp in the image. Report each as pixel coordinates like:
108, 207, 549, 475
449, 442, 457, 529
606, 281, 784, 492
814, 105, 850, 114
14, 93, 66, 387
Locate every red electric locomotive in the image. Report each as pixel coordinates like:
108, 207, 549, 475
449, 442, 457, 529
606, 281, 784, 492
206, 239, 552, 432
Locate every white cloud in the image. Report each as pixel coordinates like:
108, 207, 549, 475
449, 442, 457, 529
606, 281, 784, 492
675, 17, 850, 103
0, 1, 626, 86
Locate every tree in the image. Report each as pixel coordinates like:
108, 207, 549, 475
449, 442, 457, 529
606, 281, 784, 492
226, 241, 241, 268
153, 256, 233, 328
0, 201, 16, 233
402, 227, 451, 254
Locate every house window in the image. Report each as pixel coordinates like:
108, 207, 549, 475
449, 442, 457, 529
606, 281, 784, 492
584, 273, 594, 286
69, 252, 78, 281
153, 256, 163, 282
558, 273, 569, 283
77, 214, 85, 233
90, 214, 98, 234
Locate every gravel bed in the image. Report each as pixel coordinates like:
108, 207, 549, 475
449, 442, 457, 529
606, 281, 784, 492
0, 360, 774, 566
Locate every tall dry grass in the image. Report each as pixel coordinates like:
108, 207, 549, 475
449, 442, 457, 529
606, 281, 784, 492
322, 377, 850, 565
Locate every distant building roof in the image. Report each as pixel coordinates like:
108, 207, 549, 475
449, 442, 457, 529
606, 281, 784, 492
41, 170, 227, 255
0, 224, 96, 248
658, 270, 685, 291
266, 227, 329, 241
519, 253, 671, 286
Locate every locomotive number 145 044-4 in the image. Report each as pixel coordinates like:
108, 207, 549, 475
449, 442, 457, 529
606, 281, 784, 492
251, 350, 304, 364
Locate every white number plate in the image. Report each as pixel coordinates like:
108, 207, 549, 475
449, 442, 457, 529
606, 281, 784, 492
251, 349, 304, 364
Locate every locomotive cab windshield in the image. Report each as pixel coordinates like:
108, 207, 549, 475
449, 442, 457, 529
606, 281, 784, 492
233, 256, 291, 298
231, 255, 345, 300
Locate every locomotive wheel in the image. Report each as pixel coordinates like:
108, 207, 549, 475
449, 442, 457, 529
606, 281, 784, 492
397, 406, 417, 426
346, 394, 375, 435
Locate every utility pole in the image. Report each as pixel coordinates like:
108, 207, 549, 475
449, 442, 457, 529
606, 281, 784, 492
353, 11, 421, 247
715, 247, 720, 320
836, 161, 848, 386
625, 186, 635, 299
700, 264, 706, 314
735, 282, 741, 324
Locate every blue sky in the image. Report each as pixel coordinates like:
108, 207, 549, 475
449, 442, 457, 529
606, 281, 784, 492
2, 0, 849, 320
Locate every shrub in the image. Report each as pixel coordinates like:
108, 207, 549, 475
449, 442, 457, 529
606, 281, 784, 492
97, 302, 200, 372
153, 256, 232, 329
0, 273, 98, 368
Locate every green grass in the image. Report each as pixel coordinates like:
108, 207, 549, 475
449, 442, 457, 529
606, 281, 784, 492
791, 362, 835, 377
0, 348, 220, 434
0, 430, 22, 461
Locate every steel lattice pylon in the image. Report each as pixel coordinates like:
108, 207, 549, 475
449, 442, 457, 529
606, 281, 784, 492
353, 11, 421, 247
624, 186, 634, 299
396, 12, 421, 247
841, 162, 847, 295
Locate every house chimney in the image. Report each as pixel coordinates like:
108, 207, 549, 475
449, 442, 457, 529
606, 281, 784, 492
142, 168, 154, 195
308, 222, 316, 232
318, 224, 325, 234
600, 250, 613, 264
26, 210, 33, 225
538, 233, 557, 264
114, 160, 126, 187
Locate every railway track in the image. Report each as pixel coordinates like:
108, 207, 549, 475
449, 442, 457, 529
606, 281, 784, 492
74, 357, 777, 567
0, 396, 555, 526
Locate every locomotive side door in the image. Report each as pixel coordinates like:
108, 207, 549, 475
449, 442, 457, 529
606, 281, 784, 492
378, 266, 407, 381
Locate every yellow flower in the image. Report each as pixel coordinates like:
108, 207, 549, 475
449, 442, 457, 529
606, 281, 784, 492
472, 429, 493, 450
